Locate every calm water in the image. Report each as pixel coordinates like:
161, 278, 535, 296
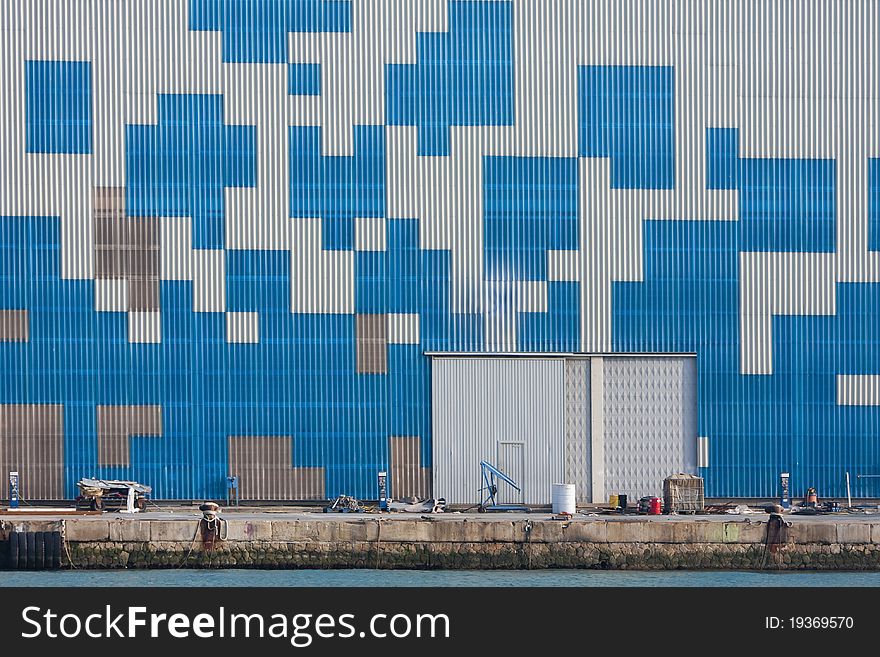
2, 569, 879, 587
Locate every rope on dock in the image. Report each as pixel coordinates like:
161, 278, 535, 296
61, 519, 77, 570
374, 517, 383, 569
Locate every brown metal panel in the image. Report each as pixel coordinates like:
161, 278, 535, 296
96, 405, 163, 467
0, 309, 29, 342
227, 436, 325, 500
94, 216, 121, 248
389, 436, 430, 499
118, 218, 160, 250
0, 405, 64, 500
127, 278, 160, 311
94, 209, 160, 315
93, 186, 125, 212
356, 313, 388, 374
94, 247, 123, 279
123, 248, 160, 279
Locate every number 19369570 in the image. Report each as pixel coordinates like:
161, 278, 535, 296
765, 616, 854, 629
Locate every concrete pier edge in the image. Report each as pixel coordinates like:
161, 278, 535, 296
2, 514, 880, 570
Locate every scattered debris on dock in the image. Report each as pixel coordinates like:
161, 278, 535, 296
75, 478, 151, 512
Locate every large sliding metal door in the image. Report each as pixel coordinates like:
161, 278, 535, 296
431, 358, 565, 506
431, 355, 697, 506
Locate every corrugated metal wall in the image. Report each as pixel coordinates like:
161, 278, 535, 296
431, 358, 565, 505
1, 1, 879, 500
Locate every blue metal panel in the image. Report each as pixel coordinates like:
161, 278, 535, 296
869, 159, 880, 252
0, 213, 425, 499
706, 128, 739, 191
227, 250, 290, 313
483, 156, 579, 281
707, 128, 836, 252
190, 0, 351, 63
739, 158, 836, 253
289, 126, 385, 250
579, 65, 675, 190
25, 61, 92, 155
518, 282, 579, 353
612, 215, 880, 498
385, 1, 514, 156
288, 63, 321, 96
126, 95, 257, 250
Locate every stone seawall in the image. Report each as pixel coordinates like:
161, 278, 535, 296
3, 514, 880, 570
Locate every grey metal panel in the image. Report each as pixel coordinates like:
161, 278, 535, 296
432, 357, 565, 506
563, 358, 591, 504
602, 357, 698, 501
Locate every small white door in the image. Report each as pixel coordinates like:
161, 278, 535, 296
496, 442, 525, 503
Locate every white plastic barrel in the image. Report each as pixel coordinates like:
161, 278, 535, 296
551, 483, 576, 515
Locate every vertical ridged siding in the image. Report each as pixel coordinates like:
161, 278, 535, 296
0, 1, 879, 500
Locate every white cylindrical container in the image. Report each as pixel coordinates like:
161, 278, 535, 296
551, 483, 576, 515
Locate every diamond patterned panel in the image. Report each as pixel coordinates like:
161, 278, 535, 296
603, 357, 697, 500
563, 358, 590, 502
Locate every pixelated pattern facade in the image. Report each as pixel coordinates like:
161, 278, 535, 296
96, 405, 163, 467
385, 0, 514, 156
1, 1, 880, 499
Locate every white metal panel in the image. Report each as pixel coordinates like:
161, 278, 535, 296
698, 436, 710, 468
432, 357, 565, 506
602, 357, 698, 501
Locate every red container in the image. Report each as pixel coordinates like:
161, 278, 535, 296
649, 497, 662, 515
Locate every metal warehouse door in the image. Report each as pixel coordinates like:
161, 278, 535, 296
431, 358, 565, 506
599, 357, 698, 501
496, 442, 525, 504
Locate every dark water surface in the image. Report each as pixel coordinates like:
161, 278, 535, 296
2, 569, 879, 587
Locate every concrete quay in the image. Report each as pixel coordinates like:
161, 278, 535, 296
2, 510, 880, 570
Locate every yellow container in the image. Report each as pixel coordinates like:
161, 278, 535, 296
609, 494, 619, 508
